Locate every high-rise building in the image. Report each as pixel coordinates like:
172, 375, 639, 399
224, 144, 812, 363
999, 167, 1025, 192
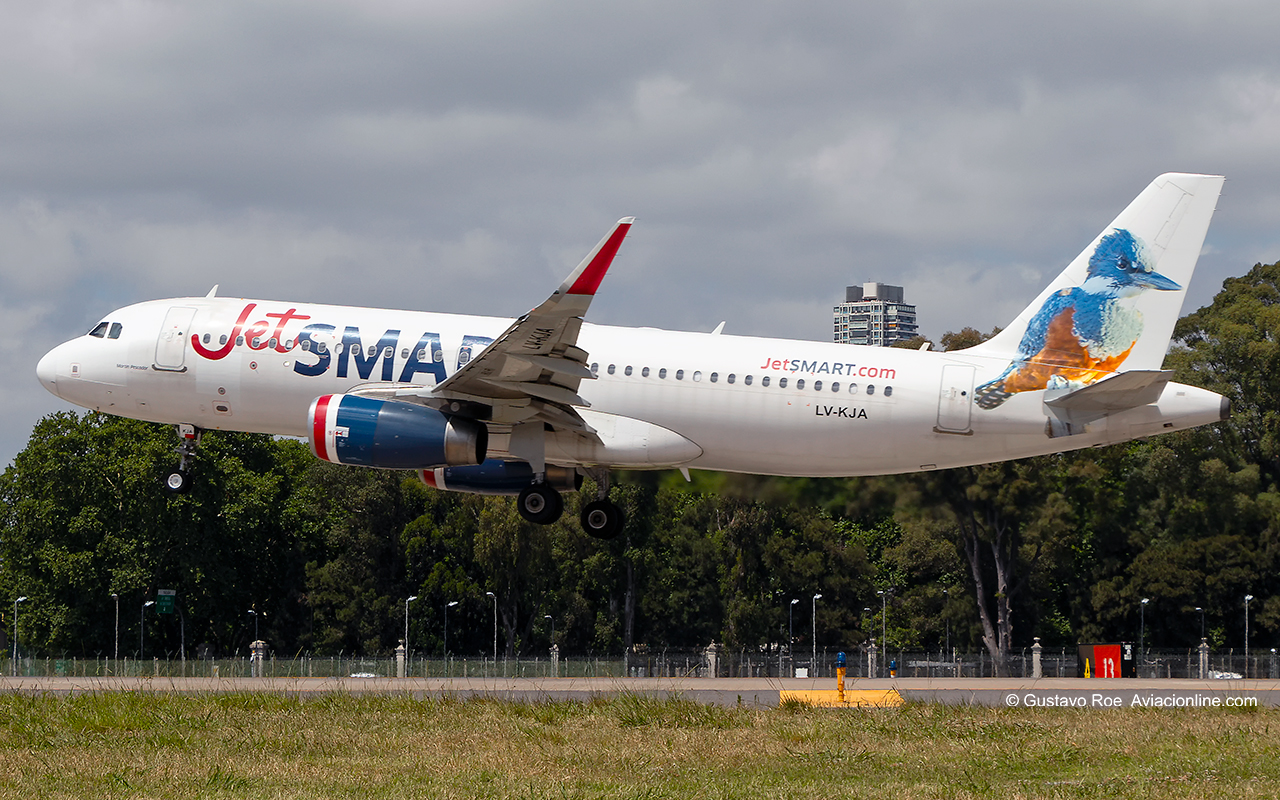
833, 282, 918, 346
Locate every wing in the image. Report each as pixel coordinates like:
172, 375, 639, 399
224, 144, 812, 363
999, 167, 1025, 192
430, 217, 634, 435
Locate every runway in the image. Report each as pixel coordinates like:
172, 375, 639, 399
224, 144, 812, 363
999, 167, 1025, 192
4, 675, 1279, 708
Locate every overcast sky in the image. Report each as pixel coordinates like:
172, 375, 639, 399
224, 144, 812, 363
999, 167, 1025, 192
4, 0, 1280, 466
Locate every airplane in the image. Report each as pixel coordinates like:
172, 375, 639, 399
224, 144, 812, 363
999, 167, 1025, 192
36, 173, 1229, 539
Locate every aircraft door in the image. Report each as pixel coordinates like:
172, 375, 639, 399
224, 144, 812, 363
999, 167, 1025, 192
154, 306, 197, 372
936, 364, 975, 434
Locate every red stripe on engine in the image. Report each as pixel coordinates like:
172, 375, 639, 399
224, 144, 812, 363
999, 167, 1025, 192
418, 468, 438, 488
312, 395, 334, 462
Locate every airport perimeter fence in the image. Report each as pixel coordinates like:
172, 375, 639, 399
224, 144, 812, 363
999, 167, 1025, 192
4, 647, 1279, 681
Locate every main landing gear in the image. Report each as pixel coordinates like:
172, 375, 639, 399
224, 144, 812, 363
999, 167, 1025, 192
514, 467, 626, 540
162, 423, 201, 494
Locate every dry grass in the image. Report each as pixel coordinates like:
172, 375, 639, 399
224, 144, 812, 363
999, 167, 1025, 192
0, 692, 1276, 798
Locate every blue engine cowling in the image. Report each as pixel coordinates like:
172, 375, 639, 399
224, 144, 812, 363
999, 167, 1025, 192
419, 460, 581, 496
308, 394, 486, 468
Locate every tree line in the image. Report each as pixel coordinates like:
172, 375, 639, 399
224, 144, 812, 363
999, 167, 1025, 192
3, 262, 1280, 668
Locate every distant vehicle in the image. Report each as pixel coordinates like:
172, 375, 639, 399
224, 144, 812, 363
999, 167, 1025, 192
1209, 670, 1243, 680
348, 672, 378, 679
38, 174, 1228, 539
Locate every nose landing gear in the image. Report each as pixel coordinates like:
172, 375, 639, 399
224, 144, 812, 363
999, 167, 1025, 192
162, 423, 201, 494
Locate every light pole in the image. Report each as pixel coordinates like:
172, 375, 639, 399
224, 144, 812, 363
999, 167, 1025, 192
486, 591, 497, 663
140, 600, 154, 659
811, 594, 822, 673
942, 589, 950, 657
877, 589, 892, 675
404, 596, 418, 654
112, 593, 119, 666
1140, 598, 1149, 667
247, 609, 261, 642
545, 615, 554, 647
444, 601, 458, 657
1196, 607, 1204, 641
788, 598, 799, 671
1245, 594, 1254, 677
12, 597, 27, 676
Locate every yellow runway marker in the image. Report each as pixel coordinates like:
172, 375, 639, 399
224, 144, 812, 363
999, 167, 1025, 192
780, 689, 905, 708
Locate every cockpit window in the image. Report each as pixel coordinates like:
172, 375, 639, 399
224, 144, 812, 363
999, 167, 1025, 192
108, 323, 123, 339
88, 322, 109, 338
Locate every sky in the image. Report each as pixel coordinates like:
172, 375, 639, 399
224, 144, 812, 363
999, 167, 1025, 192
4, 0, 1280, 467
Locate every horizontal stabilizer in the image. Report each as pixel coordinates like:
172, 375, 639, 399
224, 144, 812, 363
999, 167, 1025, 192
1044, 369, 1172, 414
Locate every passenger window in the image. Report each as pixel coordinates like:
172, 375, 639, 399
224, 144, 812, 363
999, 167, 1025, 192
318, 342, 328, 354
433, 350, 444, 362
796, 379, 805, 390
676, 370, 684, 380
884, 386, 893, 397
302, 340, 312, 351
88, 322, 108, 338
867, 385, 876, 396
744, 375, 753, 386
219, 335, 228, 345
762, 376, 770, 387
659, 368, 667, 379
202, 333, 211, 344
693, 371, 702, 382
779, 377, 788, 388
625, 366, 633, 376
814, 380, 822, 391
367, 345, 377, 357
709, 372, 718, 383
108, 323, 122, 339
401, 348, 410, 359
848, 383, 858, 395
251, 337, 261, 347
236, 336, 245, 346
419, 349, 428, 360
642, 367, 650, 377
607, 364, 616, 375
268, 338, 278, 349
727, 374, 735, 384
591, 363, 599, 375
831, 382, 840, 392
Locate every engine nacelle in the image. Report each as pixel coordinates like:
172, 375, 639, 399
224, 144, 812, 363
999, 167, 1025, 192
308, 394, 486, 469
418, 460, 581, 496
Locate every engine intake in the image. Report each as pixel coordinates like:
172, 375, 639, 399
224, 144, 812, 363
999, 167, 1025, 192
308, 394, 486, 468
419, 460, 581, 495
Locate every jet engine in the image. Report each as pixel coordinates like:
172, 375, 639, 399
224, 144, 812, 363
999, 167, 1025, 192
418, 460, 581, 496
308, 394, 486, 468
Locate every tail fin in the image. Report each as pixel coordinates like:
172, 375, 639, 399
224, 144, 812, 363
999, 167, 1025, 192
967, 173, 1223, 406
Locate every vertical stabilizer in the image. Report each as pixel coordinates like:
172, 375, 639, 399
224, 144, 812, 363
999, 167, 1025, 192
968, 173, 1223, 409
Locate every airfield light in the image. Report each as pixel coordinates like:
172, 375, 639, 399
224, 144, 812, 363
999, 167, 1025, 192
1195, 607, 1204, 641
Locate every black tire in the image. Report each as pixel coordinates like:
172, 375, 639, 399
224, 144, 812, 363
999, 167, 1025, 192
162, 469, 190, 494
580, 499, 625, 540
517, 484, 564, 525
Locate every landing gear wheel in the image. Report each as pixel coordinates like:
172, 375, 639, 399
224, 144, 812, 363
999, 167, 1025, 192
163, 469, 190, 494
517, 484, 564, 525
580, 500, 625, 540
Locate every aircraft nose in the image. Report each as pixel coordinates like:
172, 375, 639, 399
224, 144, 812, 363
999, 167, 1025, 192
36, 346, 60, 395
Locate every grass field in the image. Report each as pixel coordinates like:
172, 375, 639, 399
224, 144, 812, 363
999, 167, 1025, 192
0, 692, 1277, 798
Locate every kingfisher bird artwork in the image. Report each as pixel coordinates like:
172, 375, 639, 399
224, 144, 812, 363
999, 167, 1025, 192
973, 228, 1181, 410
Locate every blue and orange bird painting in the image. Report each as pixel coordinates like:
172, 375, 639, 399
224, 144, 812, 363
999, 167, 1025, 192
973, 229, 1180, 409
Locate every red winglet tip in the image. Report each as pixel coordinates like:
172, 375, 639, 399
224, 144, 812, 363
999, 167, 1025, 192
566, 220, 632, 296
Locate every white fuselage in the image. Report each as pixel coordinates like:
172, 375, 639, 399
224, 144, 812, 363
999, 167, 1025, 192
36, 295, 1226, 477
